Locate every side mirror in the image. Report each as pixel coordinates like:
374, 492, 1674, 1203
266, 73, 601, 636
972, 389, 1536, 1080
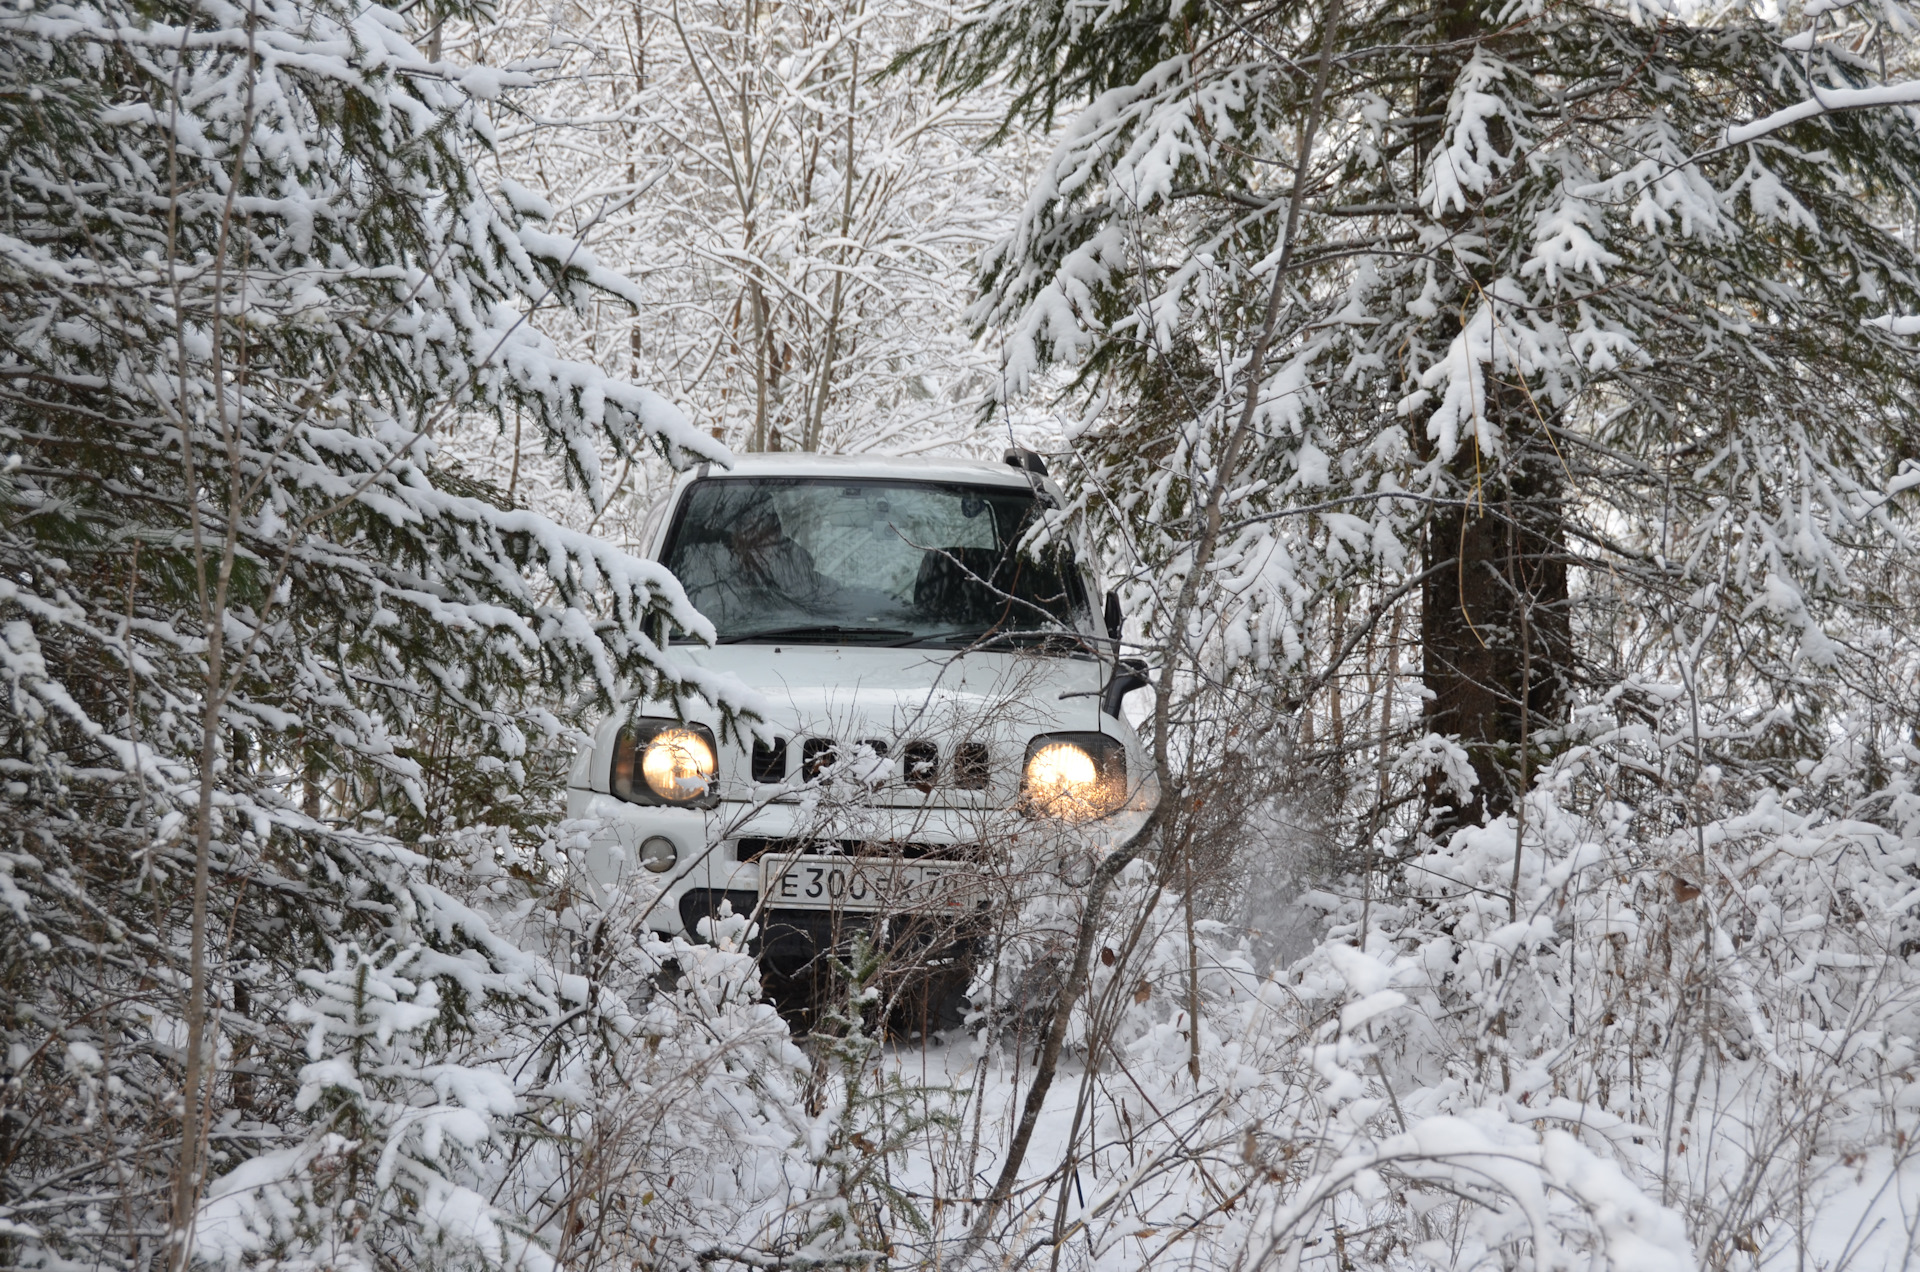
1102, 657, 1150, 718
1103, 591, 1123, 643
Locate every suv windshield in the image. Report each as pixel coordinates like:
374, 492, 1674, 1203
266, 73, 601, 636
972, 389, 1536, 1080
660, 477, 1088, 646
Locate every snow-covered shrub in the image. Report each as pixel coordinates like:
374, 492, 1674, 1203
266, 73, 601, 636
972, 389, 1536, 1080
955, 844, 1714, 1271
1310, 740, 1920, 1269
165, 827, 927, 1272
197, 939, 549, 1272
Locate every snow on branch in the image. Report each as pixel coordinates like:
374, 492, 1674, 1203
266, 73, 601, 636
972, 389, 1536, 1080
1724, 79, 1920, 146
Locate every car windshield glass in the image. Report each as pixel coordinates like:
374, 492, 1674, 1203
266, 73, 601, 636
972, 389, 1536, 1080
660, 477, 1088, 645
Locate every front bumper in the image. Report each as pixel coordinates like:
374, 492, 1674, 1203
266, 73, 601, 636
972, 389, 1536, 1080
563, 787, 1154, 961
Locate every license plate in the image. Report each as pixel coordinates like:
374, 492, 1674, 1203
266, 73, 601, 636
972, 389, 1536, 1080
759, 853, 979, 913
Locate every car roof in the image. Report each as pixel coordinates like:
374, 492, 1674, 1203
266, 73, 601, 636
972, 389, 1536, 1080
699, 451, 1039, 489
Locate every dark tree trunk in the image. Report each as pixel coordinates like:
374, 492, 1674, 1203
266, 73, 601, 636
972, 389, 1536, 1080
1405, 1, 1574, 831
1421, 411, 1571, 829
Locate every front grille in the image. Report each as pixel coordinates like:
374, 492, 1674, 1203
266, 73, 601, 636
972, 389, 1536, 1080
801, 737, 837, 781
777, 736, 992, 792
751, 737, 787, 782
734, 836, 977, 862
903, 740, 937, 792
953, 741, 991, 789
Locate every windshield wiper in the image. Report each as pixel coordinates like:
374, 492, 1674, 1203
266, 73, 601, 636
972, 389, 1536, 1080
716, 624, 918, 645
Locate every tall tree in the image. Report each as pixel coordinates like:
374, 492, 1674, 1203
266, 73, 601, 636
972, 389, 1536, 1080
920, 0, 1920, 829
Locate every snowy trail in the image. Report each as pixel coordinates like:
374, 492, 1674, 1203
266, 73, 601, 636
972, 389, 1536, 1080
876, 1037, 1229, 1271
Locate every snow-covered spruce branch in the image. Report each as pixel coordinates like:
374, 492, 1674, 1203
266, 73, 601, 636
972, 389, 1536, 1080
1723, 79, 1920, 143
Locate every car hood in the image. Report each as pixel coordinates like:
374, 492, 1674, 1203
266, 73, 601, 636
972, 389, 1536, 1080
673, 643, 1113, 738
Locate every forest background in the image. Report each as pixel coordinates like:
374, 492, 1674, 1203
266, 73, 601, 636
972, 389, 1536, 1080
4, 0, 1920, 1271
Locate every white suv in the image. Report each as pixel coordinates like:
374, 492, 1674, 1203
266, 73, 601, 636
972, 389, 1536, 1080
567, 450, 1155, 981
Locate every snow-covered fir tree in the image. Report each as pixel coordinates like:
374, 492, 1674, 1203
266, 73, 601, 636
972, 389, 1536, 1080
920, 0, 1920, 824
0, 0, 800, 1266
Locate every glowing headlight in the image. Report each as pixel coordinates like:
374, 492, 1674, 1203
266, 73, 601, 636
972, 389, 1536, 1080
641, 728, 715, 800
1022, 732, 1126, 820
1028, 743, 1098, 794
611, 719, 720, 807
